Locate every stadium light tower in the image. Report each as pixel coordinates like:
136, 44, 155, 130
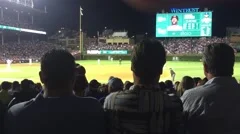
79, 7, 83, 57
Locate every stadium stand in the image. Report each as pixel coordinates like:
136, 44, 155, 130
0, 41, 64, 62
0, 39, 240, 134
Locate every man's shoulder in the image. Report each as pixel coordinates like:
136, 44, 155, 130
8, 99, 34, 116
181, 84, 215, 103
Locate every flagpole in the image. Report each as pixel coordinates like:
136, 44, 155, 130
79, 7, 82, 55
79, 7, 84, 59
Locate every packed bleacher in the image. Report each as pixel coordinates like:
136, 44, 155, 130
84, 37, 229, 52
1, 39, 240, 134
161, 37, 229, 54
0, 41, 64, 61
0, 37, 232, 62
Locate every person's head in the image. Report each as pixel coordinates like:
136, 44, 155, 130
108, 78, 124, 93
76, 64, 86, 75
74, 75, 88, 96
193, 77, 201, 87
159, 82, 166, 91
165, 80, 173, 89
35, 83, 42, 91
1, 81, 12, 91
12, 81, 20, 91
124, 81, 133, 91
197, 77, 208, 86
174, 81, 180, 90
180, 76, 195, 90
21, 79, 31, 91
89, 79, 101, 89
108, 76, 114, 82
39, 49, 76, 95
177, 76, 195, 97
202, 43, 235, 80
131, 39, 166, 85
171, 15, 179, 25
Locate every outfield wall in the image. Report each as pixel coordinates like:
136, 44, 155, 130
82, 54, 240, 62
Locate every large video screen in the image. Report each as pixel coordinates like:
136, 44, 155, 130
156, 12, 212, 37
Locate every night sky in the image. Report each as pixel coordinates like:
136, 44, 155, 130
36, 0, 240, 37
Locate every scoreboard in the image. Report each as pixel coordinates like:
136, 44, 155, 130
156, 12, 212, 37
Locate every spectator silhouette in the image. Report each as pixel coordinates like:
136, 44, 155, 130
8, 79, 38, 108
0, 81, 12, 106
8, 81, 20, 96
193, 77, 201, 87
181, 43, 240, 134
99, 77, 123, 105
165, 80, 176, 94
104, 39, 183, 134
73, 65, 88, 97
85, 79, 102, 99
177, 76, 195, 97
123, 81, 133, 91
5, 49, 106, 134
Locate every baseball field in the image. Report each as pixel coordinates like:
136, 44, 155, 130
0, 60, 240, 83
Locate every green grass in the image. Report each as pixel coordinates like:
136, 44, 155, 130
0, 60, 240, 83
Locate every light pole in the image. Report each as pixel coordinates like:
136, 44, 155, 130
79, 7, 83, 58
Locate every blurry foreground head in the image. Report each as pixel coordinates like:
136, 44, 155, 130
40, 49, 76, 91
131, 39, 166, 85
202, 43, 235, 79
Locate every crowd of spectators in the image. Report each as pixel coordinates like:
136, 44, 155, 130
161, 37, 230, 54
84, 37, 230, 53
0, 41, 64, 61
0, 37, 231, 62
1, 39, 240, 134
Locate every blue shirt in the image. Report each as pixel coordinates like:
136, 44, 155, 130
5, 93, 106, 134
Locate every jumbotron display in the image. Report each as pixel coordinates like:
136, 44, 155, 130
156, 12, 212, 37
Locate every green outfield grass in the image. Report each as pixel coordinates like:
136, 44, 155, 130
0, 60, 240, 83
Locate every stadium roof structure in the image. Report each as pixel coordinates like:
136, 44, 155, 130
112, 32, 128, 37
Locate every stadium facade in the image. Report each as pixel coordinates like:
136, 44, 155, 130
0, 0, 46, 45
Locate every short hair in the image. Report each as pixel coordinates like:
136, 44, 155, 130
202, 43, 235, 76
181, 76, 195, 90
41, 49, 76, 89
193, 77, 201, 86
1, 81, 12, 90
165, 80, 173, 89
124, 81, 133, 91
12, 81, 20, 90
21, 79, 31, 90
131, 39, 166, 84
171, 15, 179, 21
